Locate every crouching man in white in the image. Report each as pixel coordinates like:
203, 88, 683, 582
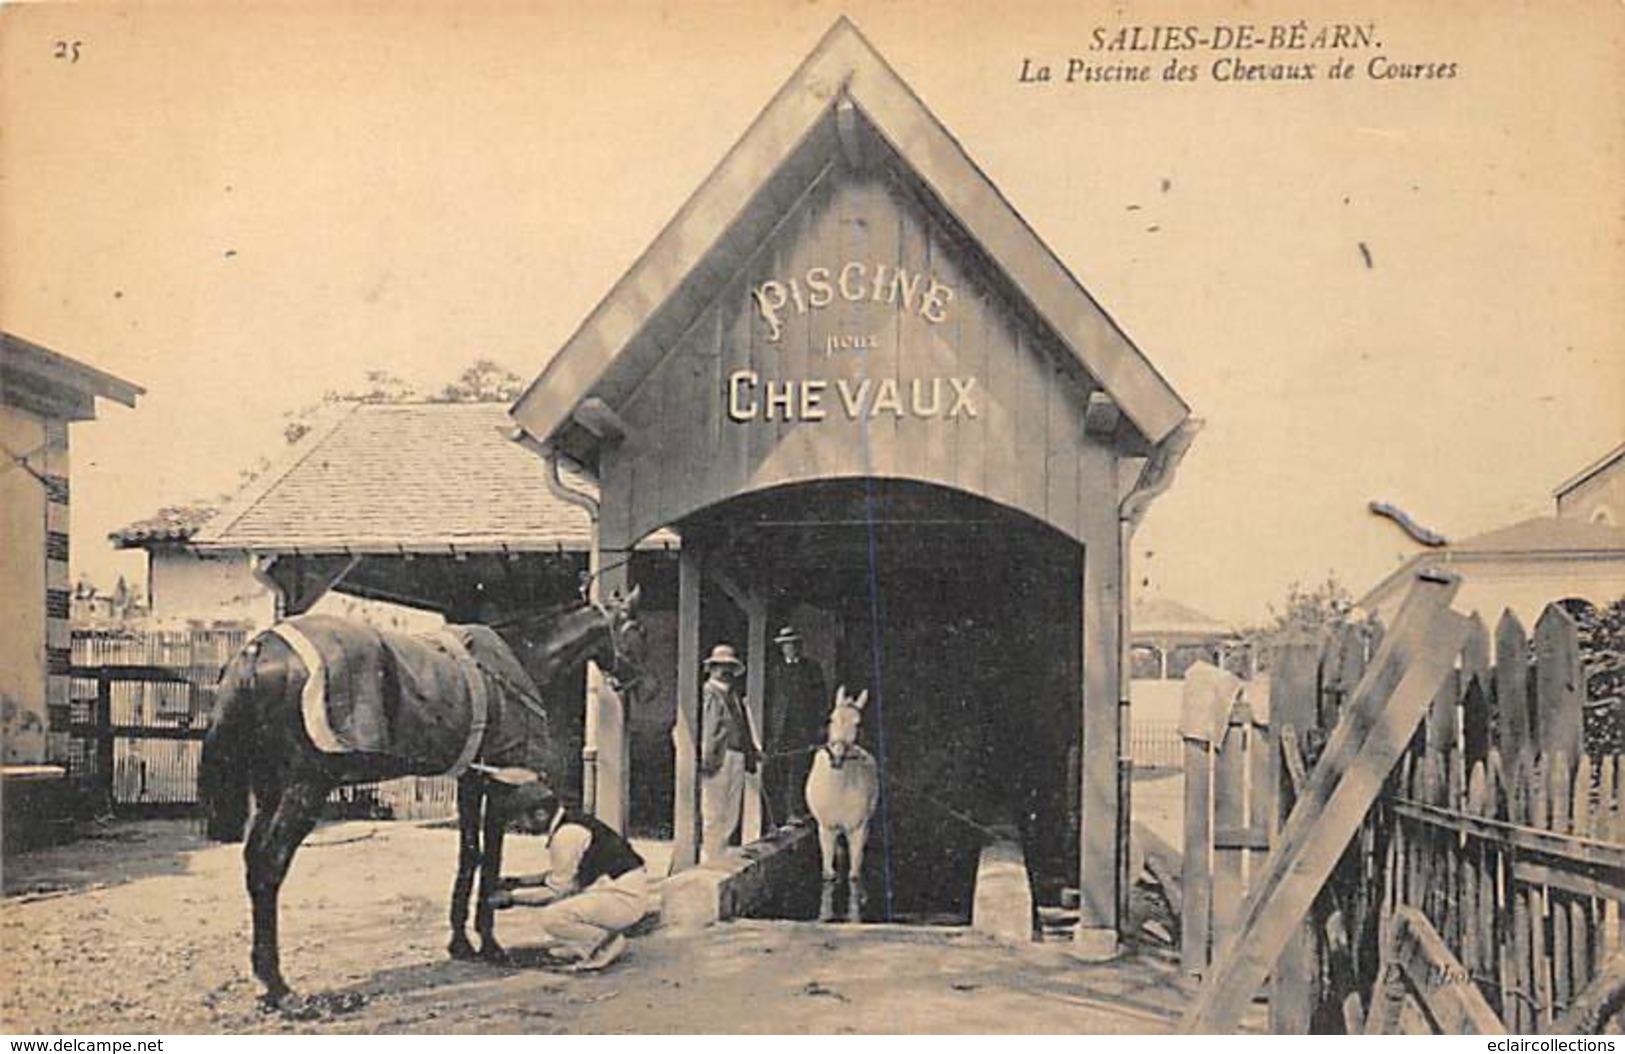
487, 783, 656, 971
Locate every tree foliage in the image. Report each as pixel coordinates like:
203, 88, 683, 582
176, 359, 528, 507
1242, 574, 1359, 673
281, 360, 525, 445
1570, 596, 1625, 756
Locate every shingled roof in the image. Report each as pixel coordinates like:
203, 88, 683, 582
110, 504, 218, 548
189, 402, 676, 555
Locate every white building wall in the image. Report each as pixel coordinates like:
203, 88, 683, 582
1, 405, 48, 764
1557, 460, 1625, 527
147, 548, 276, 627
147, 546, 442, 633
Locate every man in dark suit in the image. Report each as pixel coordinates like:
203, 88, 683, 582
763, 625, 829, 826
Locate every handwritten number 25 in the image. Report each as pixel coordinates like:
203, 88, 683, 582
54, 40, 81, 63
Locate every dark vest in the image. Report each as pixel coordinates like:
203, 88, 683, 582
556, 809, 645, 886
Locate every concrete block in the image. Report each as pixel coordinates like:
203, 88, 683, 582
1070, 925, 1122, 962
972, 829, 1034, 944
659, 822, 815, 929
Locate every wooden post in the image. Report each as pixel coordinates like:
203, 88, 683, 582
1180, 572, 1468, 1033
94, 669, 114, 810
1182, 731, 1212, 975
1268, 639, 1321, 1034
670, 544, 703, 873
1212, 704, 1249, 950
1077, 536, 1121, 957
590, 552, 632, 832
743, 592, 768, 842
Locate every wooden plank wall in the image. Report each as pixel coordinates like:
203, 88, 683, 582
604, 165, 1114, 553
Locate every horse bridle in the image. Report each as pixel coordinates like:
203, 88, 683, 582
593, 595, 645, 697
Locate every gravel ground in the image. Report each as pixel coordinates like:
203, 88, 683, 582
1, 810, 1208, 1035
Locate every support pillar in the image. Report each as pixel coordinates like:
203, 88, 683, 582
590, 550, 632, 832
671, 543, 703, 873
742, 592, 768, 841
1076, 534, 1123, 959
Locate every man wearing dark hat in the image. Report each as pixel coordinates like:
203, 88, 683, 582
764, 625, 828, 825
699, 642, 759, 861
487, 782, 654, 971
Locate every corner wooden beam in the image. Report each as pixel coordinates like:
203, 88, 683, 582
572, 397, 633, 443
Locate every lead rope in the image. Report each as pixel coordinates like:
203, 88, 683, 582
757, 745, 1004, 842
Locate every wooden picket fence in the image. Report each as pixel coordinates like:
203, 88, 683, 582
1181, 598, 1625, 1033
1381, 605, 1624, 1033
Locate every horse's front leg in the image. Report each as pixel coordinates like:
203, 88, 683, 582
246, 779, 327, 1010
816, 823, 839, 922
447, 775, 482, 961
475, 802, 508, 962
845, 821, 870, 924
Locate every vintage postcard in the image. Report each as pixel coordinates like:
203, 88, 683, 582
2, 0, 1621, 1037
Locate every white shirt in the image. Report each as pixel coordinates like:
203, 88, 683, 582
511, 809, 592, 904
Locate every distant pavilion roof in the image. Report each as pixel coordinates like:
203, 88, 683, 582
1131, 597, 1236, 640
188, 401, 676, 556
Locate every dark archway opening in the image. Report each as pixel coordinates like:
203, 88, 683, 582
683, 477, 1082, 925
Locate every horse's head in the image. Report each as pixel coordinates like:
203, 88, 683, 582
489, 585, 648, 705
823, 685, 869, 769
594, 584, 650, 704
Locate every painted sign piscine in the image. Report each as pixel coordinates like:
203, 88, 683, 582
737, 256, 971, 424
750, 260, 956, 343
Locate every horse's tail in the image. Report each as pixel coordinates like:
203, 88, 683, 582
199, 638, 263, 842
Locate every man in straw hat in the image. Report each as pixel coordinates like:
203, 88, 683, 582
764, 625, 827, 826
699, 642, 760, 861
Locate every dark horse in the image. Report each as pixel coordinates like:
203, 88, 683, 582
197, 588, 645, 1010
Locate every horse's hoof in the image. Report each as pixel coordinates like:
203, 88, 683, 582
447, 937, 479, 961
257, 989, 294, 1015
479, 942, 510, 966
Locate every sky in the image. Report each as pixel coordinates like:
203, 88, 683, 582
3, 0, 1621, 627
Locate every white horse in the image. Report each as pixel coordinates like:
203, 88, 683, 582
804, 685, 879, 923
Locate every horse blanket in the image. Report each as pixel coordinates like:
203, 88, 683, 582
269, 615, 552, 777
